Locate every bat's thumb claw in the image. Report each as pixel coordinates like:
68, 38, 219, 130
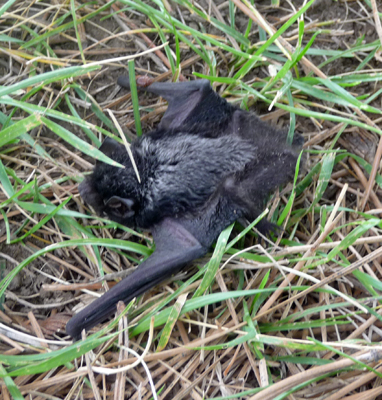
117, 75, 155, 90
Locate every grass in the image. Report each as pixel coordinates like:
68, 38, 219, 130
1, 0, 382, 399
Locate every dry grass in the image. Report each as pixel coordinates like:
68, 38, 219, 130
1, 0, 382, 399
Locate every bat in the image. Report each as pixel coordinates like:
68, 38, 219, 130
66, 78, 303, 340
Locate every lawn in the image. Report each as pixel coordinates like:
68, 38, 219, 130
1, 0, 382, 399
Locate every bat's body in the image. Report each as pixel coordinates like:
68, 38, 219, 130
66, 79, 302, 339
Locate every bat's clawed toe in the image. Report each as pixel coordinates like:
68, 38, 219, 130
255, 219, 281, 237
291, 132, 305, 148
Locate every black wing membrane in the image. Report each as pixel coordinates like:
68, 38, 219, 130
66, 219, 207, 340
117, 77, 234, 136
118, 76, 303, 145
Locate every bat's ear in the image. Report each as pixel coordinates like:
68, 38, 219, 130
104, 195, 135, 218
99, 137, 121, 158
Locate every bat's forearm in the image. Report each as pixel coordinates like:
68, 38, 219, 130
66, 223, 207, 339
66, 273, 165, 340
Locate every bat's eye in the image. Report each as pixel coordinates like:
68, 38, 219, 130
105, 196, 135, 218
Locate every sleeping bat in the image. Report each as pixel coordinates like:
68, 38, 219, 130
66, 78, 303, 340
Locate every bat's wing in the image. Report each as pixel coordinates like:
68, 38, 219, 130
117, 77, 234, 135
66, 219, 207, 340
117, 76, 303, 146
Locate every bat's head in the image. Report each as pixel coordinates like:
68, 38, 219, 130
79, 138, 140, 228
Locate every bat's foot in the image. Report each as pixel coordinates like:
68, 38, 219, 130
256, 219, 281, 236
291, 132, 304, 148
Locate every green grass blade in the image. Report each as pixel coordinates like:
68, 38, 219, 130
128, 60, 143, 136
0, 365, 23, 400
193, 224, 233, 298
0, 114, 42, 147
0, 0, 19, 17
40, 117, 123, 167
0, 65, 100, 98
156, 293, 188, 352
0, 238, 152, 297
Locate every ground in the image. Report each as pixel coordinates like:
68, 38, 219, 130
1, 0, 382, 399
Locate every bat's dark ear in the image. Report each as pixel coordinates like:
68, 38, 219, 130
78, 178, 104, 214
104, 196, 135, 218
99, 137, 121, 158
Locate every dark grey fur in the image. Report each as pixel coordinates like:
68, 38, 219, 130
66, 79, 302, 339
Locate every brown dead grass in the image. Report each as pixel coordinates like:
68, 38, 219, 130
1, 0, 382, 399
